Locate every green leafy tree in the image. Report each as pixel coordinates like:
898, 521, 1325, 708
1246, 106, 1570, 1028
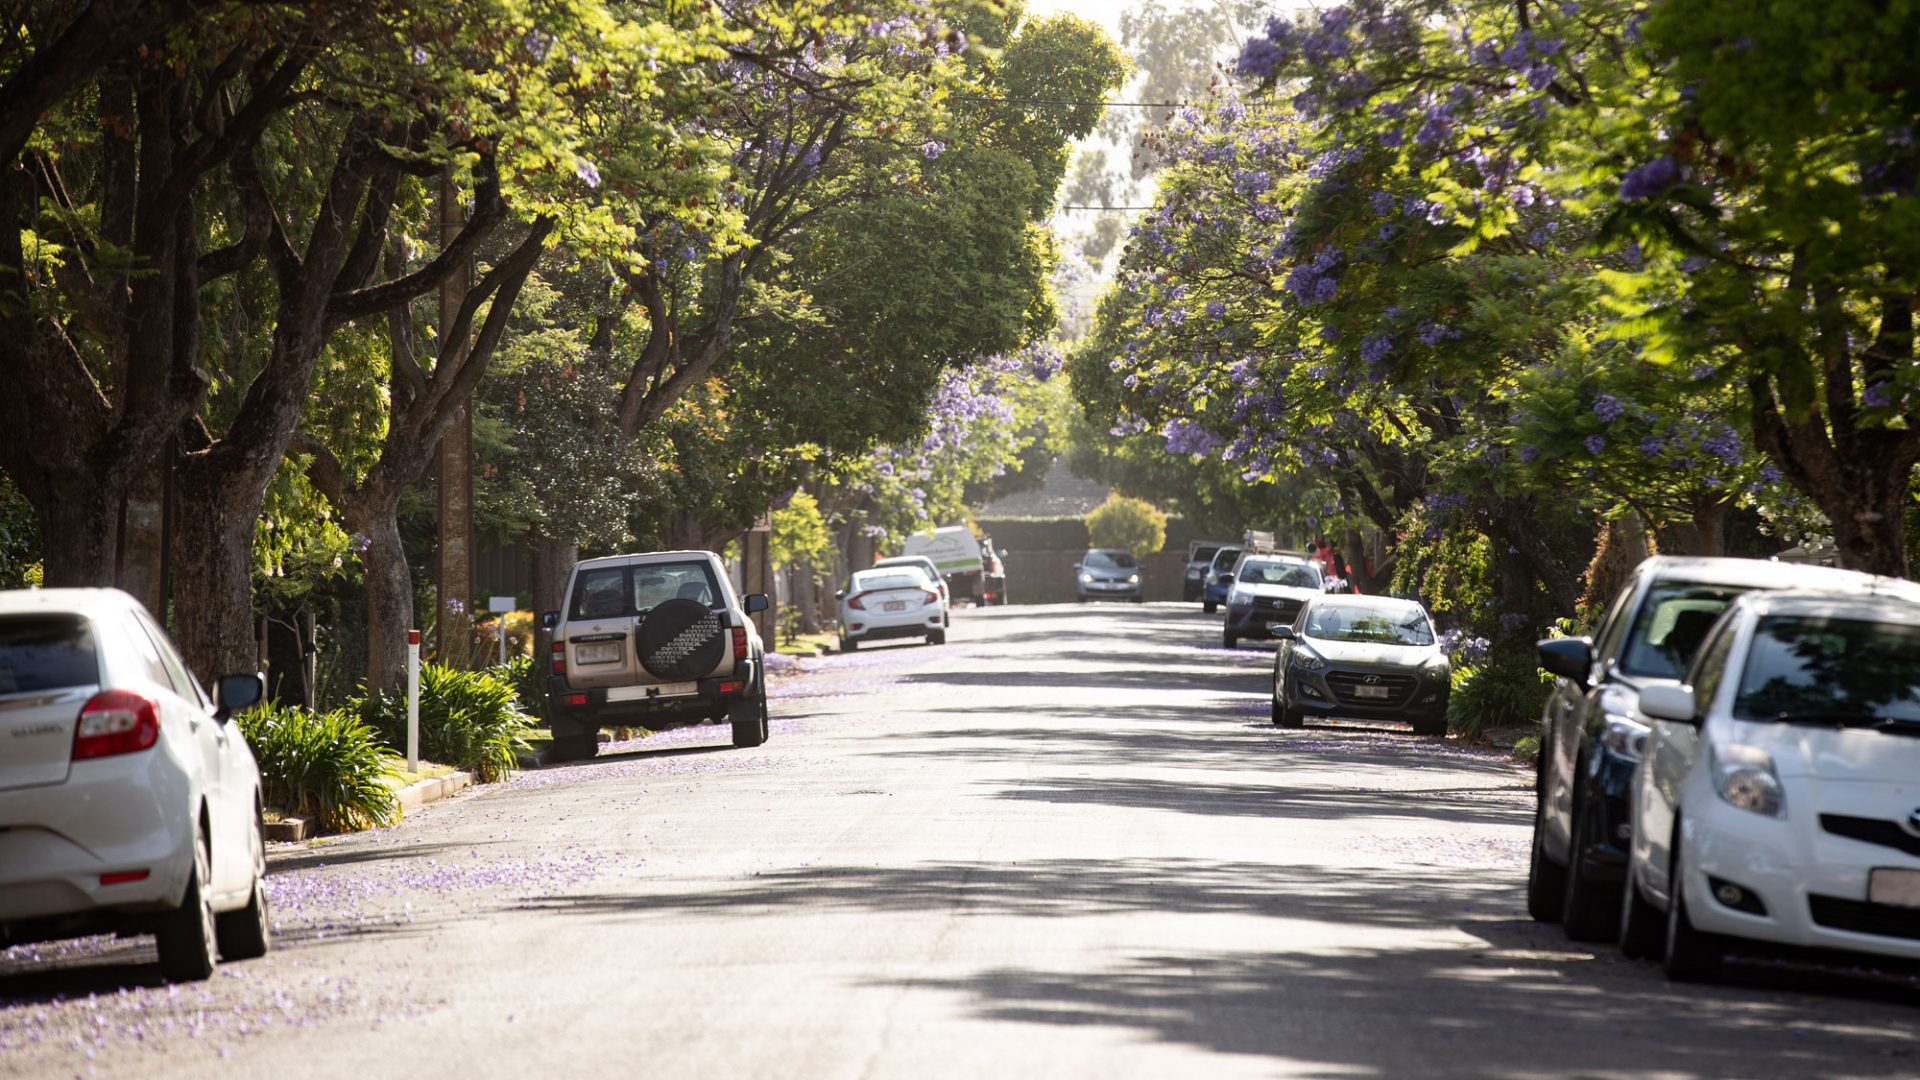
1085, 492, 1167, 559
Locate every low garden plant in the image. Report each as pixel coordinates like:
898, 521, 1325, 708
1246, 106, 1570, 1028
357, 663, 533, 783
236, 702, 400, 833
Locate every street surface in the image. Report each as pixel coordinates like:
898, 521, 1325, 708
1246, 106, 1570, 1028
3, 604, 1917, 1078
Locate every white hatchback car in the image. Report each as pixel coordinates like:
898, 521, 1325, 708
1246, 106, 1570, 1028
1627, 590, 1920, 980
837, 567, 947, 651
0, 589, 268, 982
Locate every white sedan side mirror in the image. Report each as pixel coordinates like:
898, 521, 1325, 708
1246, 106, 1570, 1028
1638, 684, 1699, 724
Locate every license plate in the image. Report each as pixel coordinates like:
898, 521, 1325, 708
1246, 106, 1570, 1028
1354, 684, 1391, 699
1869, 868, 1920, 908
574, 642, 620, 665
884, 601, 907, 612
606, 682, 696, 702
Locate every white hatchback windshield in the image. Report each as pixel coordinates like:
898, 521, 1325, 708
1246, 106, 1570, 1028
1734, 615, 1920, 724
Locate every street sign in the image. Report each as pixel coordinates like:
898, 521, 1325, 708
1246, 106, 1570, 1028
488, 595, 516, 614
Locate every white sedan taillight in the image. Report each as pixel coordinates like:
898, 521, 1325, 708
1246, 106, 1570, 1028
920, 589, 939, 605
72, 690, 160, 760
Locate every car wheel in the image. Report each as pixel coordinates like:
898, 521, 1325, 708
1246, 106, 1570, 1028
1619, 864, 1665, 961
840, 636, 858, 652
1223, 630, 1238, 649
1202, 601, 1217, 614
1526, 782, 1568, 923
1561, 772, 1619, 942
547, 732, 598, 763
730, 685, 768, 748
215, 807, 271, 961
1411, 713, 1448, 737
928, 631, 946, 645
1663, 829, 1724, 983
156, 819, 218, 983
1273, 695, 1303, 729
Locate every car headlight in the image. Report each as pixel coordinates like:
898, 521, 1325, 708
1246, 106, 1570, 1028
1227, 588, 1245, 606
1712, 744, 1784, 817
1422, 654, 1451, 677
1292, 651, 1326, 672
1598, 715, 1650, 761
1186, 568, 1201, 579
1079, 573, 1093, 583
1127, 574, 1140, 584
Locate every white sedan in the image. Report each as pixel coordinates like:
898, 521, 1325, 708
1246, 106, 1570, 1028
838, 568, 947, 651
0, 588, 269, 982
1626, 589, 1920, 980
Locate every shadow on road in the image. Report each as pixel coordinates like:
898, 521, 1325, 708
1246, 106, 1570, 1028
984, 775, 1527, 827
875, 927, 1920, 1079
525, 857, 1514, 926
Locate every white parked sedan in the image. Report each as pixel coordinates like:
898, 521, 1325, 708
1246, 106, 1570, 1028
837, 568, 947, 651
0, 589, 269, 982
1626, 589, 1920, 981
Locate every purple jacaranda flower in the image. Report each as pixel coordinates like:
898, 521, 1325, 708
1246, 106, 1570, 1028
1518, 445, 1540, 463
1360, 333, 1393, 365
1236, 36, 1286, 79
1584, 434, 1606, 454
1591, 393, 1626, 422
920, 140, 946, 159
575, 161, 602, 188
1760, 464, 1784, 484
1864, 382, 1892, 407
1640, 435, 1665, 457
1618, 155, 1682, 202
1206, 300, 1227, 321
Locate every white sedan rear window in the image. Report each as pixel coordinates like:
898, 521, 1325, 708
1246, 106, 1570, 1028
0, 615, 98, 694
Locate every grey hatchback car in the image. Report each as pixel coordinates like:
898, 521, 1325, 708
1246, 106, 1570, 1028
1270, 594, 1452, 735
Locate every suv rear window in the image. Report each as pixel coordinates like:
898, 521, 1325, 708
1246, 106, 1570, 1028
569, 561, 723, 620
0, 615, 99, 694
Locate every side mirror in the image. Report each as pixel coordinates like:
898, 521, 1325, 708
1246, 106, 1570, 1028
1637, 684, 1699, 724
214, 672, 264, 722
835, 589, 847, 599
1217, 572, 1234, 585
540, 611, 559, 630
1536, 636, 1594, 686
1268, 625, 1297, 641
745, 593, 769, 614
1073, 562, 1082, 570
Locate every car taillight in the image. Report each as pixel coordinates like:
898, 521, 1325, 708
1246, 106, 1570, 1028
731, 626, 747, 660
921, 589, 939, 605
551, 641, 566, 676
73, 690, 160, 760
847, 593, 866, 610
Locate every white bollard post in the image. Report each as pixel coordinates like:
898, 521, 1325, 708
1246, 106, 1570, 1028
488, 596, 515, 669
406, 628, 421, 773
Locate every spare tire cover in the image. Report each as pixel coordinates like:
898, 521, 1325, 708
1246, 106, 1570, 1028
636, 598, 726, 680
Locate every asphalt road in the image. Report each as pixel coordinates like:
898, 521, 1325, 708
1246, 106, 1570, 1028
4, 603, 1917, 1079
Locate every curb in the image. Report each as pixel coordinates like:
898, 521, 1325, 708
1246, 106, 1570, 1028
394, 770, 473, 814
263, 771, 473, 843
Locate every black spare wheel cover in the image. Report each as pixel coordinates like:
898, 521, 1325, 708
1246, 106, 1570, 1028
636, 598, 725, 680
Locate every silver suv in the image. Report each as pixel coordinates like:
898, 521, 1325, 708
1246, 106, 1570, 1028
541, 550, 770, 761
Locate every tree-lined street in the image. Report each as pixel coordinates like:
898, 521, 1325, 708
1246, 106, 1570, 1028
5, 605, 1915, 1078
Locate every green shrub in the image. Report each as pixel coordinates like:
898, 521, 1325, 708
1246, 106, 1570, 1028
492, 654, 547, 724
236, 702, 399, 833
357, 663, 533, 782
1447, 648, 1553, 741
1084, 493, 1168, 559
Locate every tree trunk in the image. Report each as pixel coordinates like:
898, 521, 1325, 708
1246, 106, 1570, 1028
1832, 478, 1911, 577
351, 496, 412, 692
1656, 496, 1727, 558
36, 480, 126, 588
167, 467, 261, 678
794, 562, 819, 634
1579, 513, 1652, 615
530, 531, 576, 625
